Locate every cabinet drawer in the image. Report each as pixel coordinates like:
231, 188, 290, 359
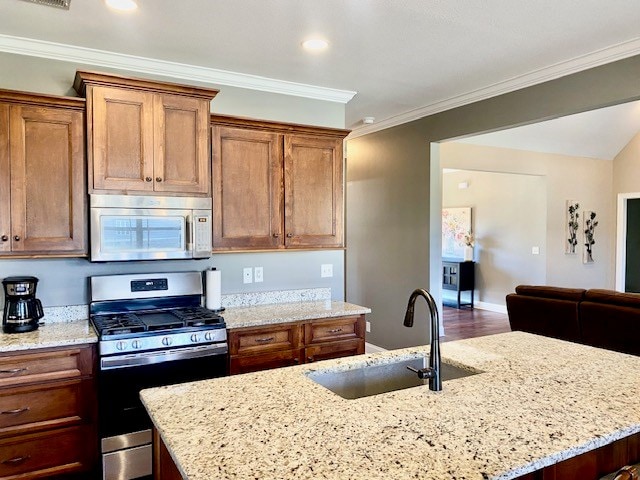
229, 324, 301, 356
0, 379, 90, 436
0, 425, 93, 478
304, 316, 365, 345
305, 339, 365, 363
0, 346, 94, 388
229, 349, 302, 375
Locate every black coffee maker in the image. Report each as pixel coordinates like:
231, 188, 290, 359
2, 276, 44, 333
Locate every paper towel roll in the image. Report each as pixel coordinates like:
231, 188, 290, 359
205, 268, 222, 311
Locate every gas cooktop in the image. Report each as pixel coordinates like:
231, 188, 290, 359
91, 307, 225, 338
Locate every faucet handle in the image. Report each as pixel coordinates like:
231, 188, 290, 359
407, 365, 436, 380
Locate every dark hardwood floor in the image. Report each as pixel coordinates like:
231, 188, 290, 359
441, 306, 511, 342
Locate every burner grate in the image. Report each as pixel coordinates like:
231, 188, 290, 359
92, 313, 145, 336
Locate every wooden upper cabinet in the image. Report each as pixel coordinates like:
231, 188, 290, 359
0, 91, 86, 257
155, 94, 210, 194
212, 126, 283, 250
74, 70, 217, 196
284, 134, 343, 247
210, 115, 349, 251
91, 86, 154, 192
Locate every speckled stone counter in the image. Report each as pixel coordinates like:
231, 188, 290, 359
141, 331, 640, 480
223, 301, 371, 330
0, 304, 96, 352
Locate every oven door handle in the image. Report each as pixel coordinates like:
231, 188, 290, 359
100, 343, 227, 370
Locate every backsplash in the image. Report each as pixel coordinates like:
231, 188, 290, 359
41, 287, 332, 323
222, 288, 331, 308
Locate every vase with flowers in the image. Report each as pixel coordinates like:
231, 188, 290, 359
462, 231, 474, 261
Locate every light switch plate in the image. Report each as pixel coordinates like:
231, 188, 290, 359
321, 264, 333, 278
243, 267, 253, 284
254, 267, 263, 283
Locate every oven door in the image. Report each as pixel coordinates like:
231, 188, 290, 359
98, 345, 228, 480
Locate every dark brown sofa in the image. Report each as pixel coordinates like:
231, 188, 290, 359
506, 285, 640, 356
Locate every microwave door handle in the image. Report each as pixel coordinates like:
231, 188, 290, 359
185, 214, 193, 252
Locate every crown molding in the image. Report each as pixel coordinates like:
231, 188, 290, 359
349, 37, 640, 139
0, 33, 357, 104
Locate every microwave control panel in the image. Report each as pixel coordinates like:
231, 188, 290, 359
193, 212, 212, 258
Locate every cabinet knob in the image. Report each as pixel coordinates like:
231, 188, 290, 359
13, 235, 20, 241
145, 177, 152, 182
156, 177, 163, 182
307, 356, 314, 362
272, 233, 280, 238
286, 233, 293, 238
0, 235, 7, 242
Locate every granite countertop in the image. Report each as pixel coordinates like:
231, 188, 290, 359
141, 331, 640, 480
222, 301, 371, 329
0, 319, 97, 352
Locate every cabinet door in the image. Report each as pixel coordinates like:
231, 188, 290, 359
0, 105, 9, 253
212, 126, 283, 249
91, 86, 154, 192
284, 135, 343, 247
154, 94, 210, 194
229, 349, 302, 375
305, 339, 364, 363
9, 105, 86, 254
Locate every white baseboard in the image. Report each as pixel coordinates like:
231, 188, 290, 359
365, 342, 387, 353
473, 301, 507, 314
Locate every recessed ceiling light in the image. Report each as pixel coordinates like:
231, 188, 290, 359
302, 38, 329, 52
105, 0, 137, 11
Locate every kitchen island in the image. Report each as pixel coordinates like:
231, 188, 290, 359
140, 331, 640, 479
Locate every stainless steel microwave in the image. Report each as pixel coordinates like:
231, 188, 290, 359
89, 195, 212, 262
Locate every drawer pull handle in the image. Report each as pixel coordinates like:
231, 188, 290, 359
254, 337, 275, 343
1, 407, 29, 415
0, 368, 27, 375
2, 455, 30, 465
2, 407, 29, 415
328, 328, 343, 334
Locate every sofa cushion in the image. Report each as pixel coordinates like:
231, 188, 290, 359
515, 285, 586, 302
584, 289, 640, 307
506, 293, 582, 343
580, 300, 640, 356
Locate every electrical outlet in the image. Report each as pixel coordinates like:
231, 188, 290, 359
321, 264, 333, 278
243, 267, 253, 284
254, 267, 263, 283
366, 321, 371, 333
532, 246, 540, 255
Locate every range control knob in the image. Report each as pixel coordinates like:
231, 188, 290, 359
116, 341, 127, 351
132, 340, 143, 350
190, 333, 200, 343
162, 337, 173, 346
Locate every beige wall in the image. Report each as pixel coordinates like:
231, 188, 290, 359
613, 131, 640, 196
441, 142, 614, 291
442, 169, 547, 307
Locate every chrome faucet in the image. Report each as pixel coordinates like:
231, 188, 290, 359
403, 288, 442, 391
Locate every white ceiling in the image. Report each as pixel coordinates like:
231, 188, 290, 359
1, 0, 640, 135
454, 100, 640, 160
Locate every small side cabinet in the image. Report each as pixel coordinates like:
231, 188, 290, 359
442, 259, 475, 309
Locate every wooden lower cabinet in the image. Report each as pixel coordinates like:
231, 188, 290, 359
0, 345, 98, 479
228, 315, 366, 375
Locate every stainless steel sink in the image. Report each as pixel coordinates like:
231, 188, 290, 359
306, 356, 481, 399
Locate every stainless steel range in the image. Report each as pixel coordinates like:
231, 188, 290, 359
89, 271, 228, 480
